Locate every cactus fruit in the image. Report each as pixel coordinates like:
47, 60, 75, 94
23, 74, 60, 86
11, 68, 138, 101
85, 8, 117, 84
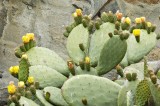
62, 75, 121, 106
29, 65, 67, 88
43, 87, 68, 106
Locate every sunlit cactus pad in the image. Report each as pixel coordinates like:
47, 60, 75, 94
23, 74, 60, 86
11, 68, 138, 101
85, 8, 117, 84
62, 75, 121, 106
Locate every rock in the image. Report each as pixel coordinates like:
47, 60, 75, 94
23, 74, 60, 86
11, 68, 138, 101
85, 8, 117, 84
100, 0, 119, 13
71, 0, 109, 18
0, 0, 74, 104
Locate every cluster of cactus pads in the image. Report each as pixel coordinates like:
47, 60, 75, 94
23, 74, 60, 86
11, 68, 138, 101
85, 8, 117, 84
7, 9, 160, 106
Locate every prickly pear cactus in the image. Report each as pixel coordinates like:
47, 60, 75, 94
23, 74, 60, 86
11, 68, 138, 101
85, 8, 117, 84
66, 24, 89, 64
36, 90, 53, 106
135, 79, 151, 106
26, 47, 69, 76
18, 58, 30, 82
89, 22, 115, 65
96, 36, 127, 75
43, 87, 68, 106
121, 30, 157, 66
62, 75, 121, 106
118, 80, 140, 106
65, 10, 158, 71
29, 65, 67, 88
10, 96, 39, 106
148, 81, 160, 106
75, 66, 98, 75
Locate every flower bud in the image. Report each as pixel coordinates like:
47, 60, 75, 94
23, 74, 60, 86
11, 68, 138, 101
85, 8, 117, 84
22, 54, 28, 60
82, 97, 87, 105
18, 81, 25, 88
27, 76, 34, 84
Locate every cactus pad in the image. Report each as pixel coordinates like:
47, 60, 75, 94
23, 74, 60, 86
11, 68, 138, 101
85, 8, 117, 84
67, 24, 89, 64
10, 96, 39, 106
43, 87, 68, 106
89, 22, 115, 65
96, 36, 127, 75
118, 80, 139, 106
62, 75, 121, 106
18, 58, 30, 82
75, 66, 98, 75
29, 65, 67, 88
135, 79, 151, 106
126, 30, 157, 65
36, 90, 53, 106
149, 81, 160, 106
26, 47, 69, 76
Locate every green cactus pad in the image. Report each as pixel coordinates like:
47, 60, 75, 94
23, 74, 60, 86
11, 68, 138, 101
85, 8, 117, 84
149, 80, 160, 106
18, 58, 30, 82
118, 80, 140, 106
10, 96, 39, 106
126, 30, 157, 65
67, 24, 89, 64
36, 90, 53, 106
26, 47, 69, 76
96, 36, 127, 75
135, 79, 151, 106
89, 22, 115, 65
75, 66, 98, 75
29, 65, 67, 88
114, 79, 125, 86
123, 67, 144, 80
126, 91, 134, 106
62, 75, 121, 106
43, 87, 68, 106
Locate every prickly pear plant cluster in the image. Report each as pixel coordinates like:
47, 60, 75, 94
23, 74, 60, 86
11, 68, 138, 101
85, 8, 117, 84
7, 9, 160, 106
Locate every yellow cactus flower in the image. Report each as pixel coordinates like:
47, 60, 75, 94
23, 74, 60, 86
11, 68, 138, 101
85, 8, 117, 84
22, 54, 28, 60
9, 66, 19, 74
140, 17, 146, 22
125, 17, 131, 25
135, 18, 142, 24
8, 82, 16, 95
9, 66, 14, 74
22, 35, 30, 43
76, 9, 82, 16
28, 77, 34, 84
133, 29, 141, 37
13, 66, 19, 74
147, 22, 152, 27
18, 81, 25, 88
85, 57, 90, 64
26, 33, 35, 40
